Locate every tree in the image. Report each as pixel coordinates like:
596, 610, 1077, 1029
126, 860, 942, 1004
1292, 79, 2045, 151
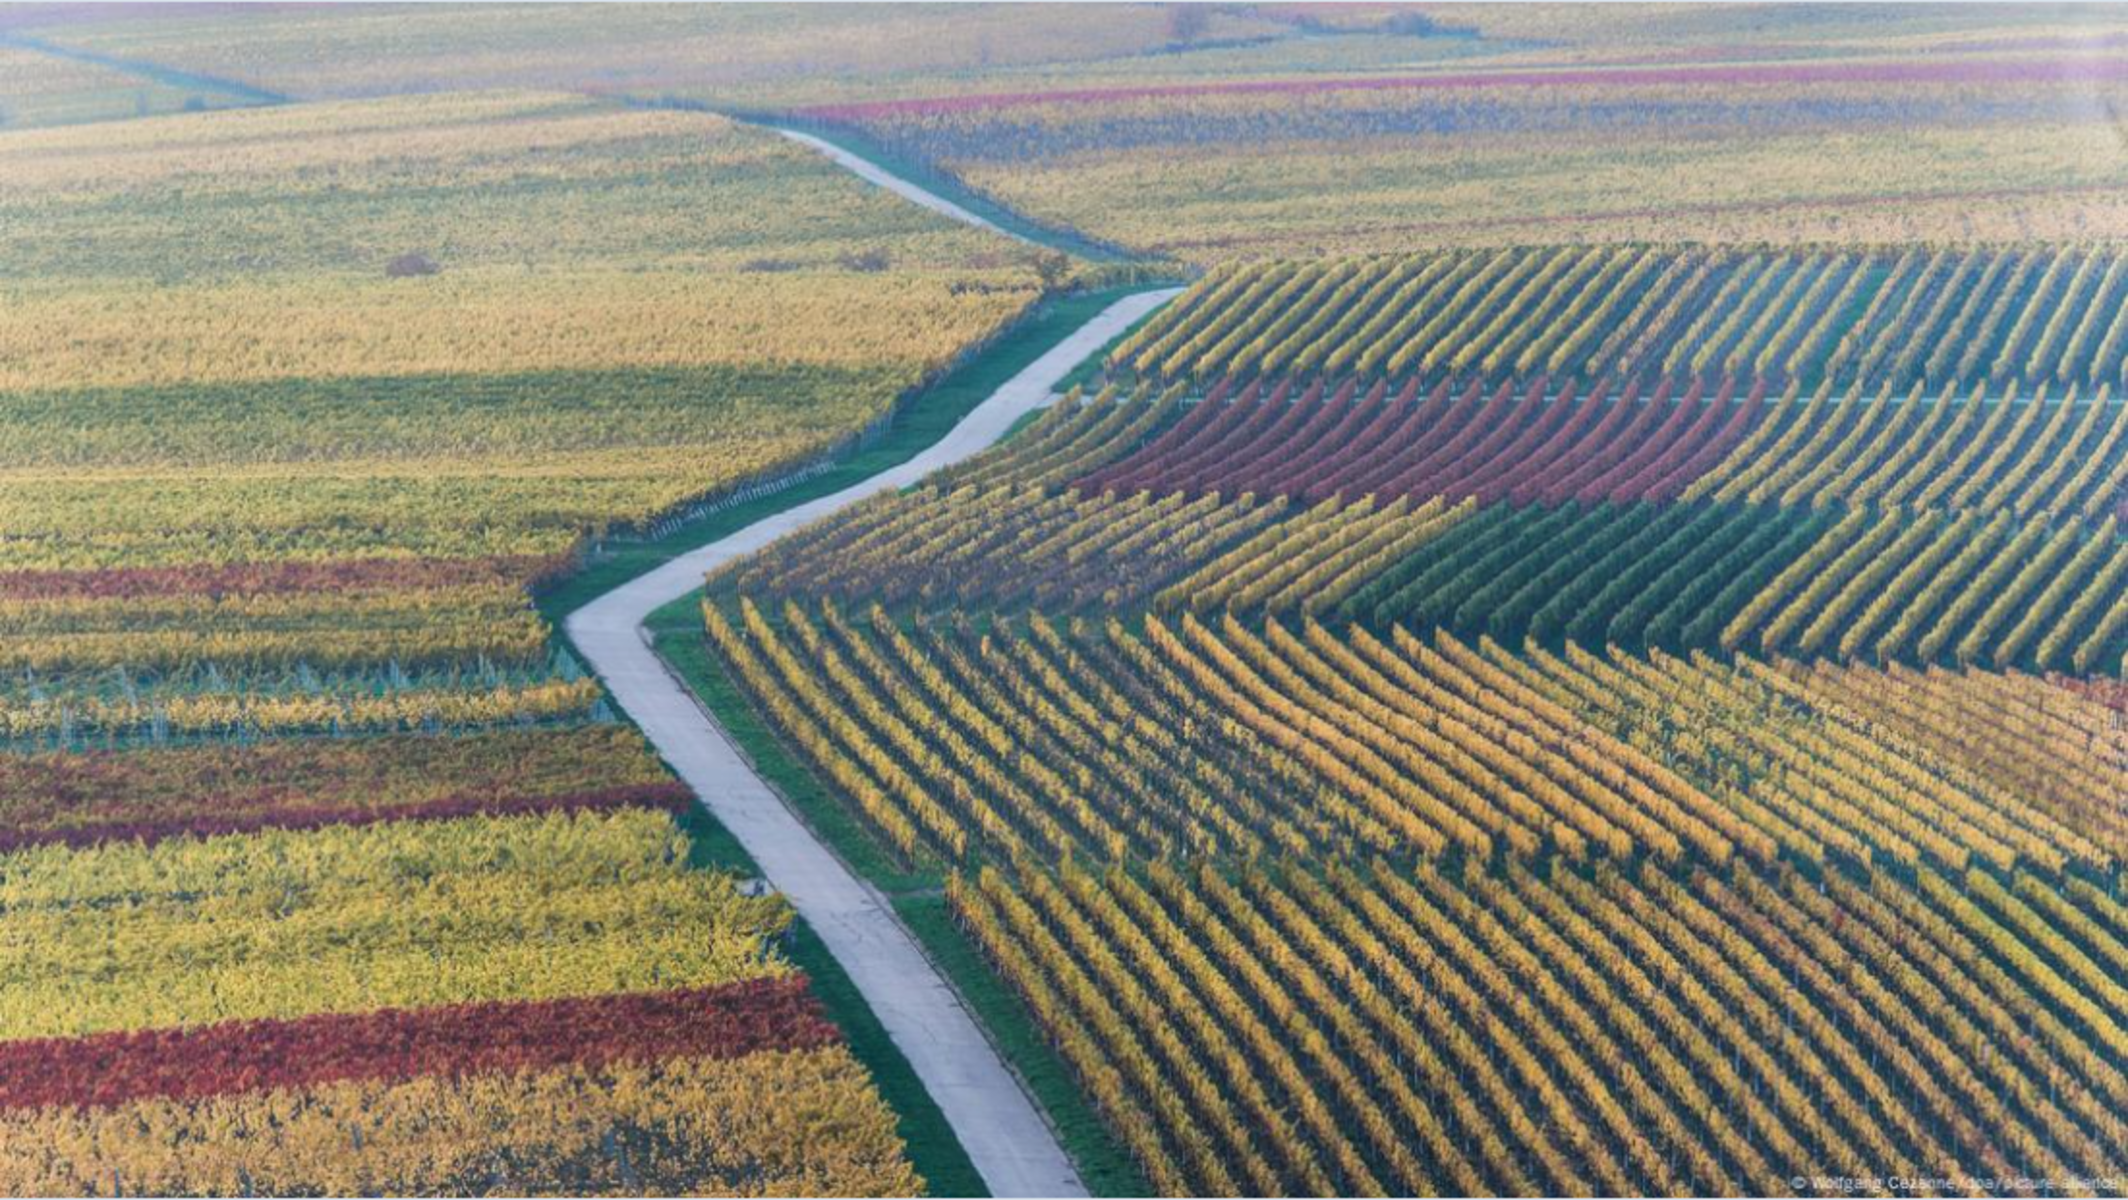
385, 253, 441, 278
1165, 4, 1211, 44
1033, 251, 1073, 292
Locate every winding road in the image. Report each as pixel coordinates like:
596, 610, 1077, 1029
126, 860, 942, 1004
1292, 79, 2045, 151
776, 128, 1029, 244
565, 287, 1176, 1197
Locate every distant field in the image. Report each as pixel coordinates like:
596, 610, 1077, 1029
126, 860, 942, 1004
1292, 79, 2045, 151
794, 18, 2128, 260
26, 1, 2128, 262
7, 3, 1295, 103
0, 89, 1043, 691
0, 39, 263, 128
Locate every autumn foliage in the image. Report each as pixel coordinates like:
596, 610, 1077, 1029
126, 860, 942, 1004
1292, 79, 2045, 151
0, 976, 835, 1112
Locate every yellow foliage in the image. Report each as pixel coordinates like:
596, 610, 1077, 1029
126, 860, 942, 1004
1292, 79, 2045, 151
0, 677, 603, 739
0, 583, 547, 672
0, 269, 1037, 394
0, 806, 790, 1038
0, 1045, 922, 1198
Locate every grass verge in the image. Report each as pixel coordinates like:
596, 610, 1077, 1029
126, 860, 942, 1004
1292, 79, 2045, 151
647, 601, 937, 893
654, 602, 1145, 1197
785, 917, 989, 1198
897, 893, 1155, 1198
1058, 301, 1169, 393
663, 782, 982, 1195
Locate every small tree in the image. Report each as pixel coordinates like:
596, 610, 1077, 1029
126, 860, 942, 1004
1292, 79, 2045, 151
1033, 251, 1073, 292
1383, 11, 1440, 36
1165, 4, 1211, 44
385, 253, 441, 278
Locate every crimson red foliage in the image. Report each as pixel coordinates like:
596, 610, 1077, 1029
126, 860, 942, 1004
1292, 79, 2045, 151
802, 56, 2128, 121
0, 782, 694, 855
0, 555, 569, 600
0, 976, 835, 1111
1081, 377, 1766, 505
2050, 675, 2128, 712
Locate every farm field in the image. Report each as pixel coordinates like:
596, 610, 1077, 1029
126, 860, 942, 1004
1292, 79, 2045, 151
21, 6, 2128, 262
5, 4, 2128, 1199
782, 10, 2128, 261
5, 4, 1299, 107
698, 230, 2128, 1191
0, 24, 1085, 1194
0, 88, 1051, 726
0, 725, 927, 1194
0, 39, 266, 128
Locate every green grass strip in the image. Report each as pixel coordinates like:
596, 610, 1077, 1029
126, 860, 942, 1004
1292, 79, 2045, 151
663, 759, 983, 1196
649, 605, 934, 893
897, 893, 1155, 1198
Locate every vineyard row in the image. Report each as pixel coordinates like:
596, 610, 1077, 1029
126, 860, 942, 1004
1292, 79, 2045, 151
1071, 379, 2128, 518
1115, 245, 2128, 391
705, 600, 2118, 872
952, 856, 2128, 1196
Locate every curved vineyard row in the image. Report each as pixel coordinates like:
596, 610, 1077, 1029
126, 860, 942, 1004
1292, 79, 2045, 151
1336, 500, 2127, 675
1117, 245, 2128, 392
952, 857, 2128, 1197
710, 477, 1285, 611
705, 601, 2112, 873
1687, 386, 2128, 519
1080, 378, 1772, 506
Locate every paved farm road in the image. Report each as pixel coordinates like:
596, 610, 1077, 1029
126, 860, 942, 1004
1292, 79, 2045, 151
777, 127, 1028, 242
567, 288, 1178, 1198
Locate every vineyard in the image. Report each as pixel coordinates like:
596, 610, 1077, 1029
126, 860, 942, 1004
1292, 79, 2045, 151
1111, 246, 2128, 391
723, 374, 2128, 677
0, 740, 924, 1193
952, 858, 2128, 1196
0, 90, 1052, 725
708, 603, 2119, 870
701, 237, 2128, 1195
0, 77, 1087, 1194
782, 18, 2128, 261
11, 5, 2128, 1197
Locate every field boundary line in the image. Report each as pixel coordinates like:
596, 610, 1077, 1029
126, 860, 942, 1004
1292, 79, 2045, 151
0, 32, 290, 105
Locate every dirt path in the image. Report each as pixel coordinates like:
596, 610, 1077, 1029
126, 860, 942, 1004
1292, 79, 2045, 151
567, 288, 1178, 1197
